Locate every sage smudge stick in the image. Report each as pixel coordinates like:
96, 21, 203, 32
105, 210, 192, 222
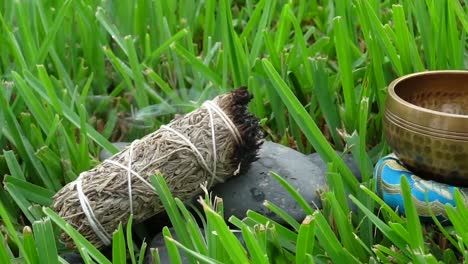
52, 88, 263, 248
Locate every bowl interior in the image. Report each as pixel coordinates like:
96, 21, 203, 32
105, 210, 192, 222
394, 72, 468, 116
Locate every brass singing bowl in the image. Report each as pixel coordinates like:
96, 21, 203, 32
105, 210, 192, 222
384, 70, 468, 186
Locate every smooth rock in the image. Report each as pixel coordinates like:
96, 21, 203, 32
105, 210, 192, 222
307, 151, 362, 182
211, 141, 328, 223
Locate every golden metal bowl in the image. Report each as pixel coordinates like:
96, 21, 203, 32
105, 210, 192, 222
384, 70, 468, 186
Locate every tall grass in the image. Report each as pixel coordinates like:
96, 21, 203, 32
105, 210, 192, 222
0, 0, 467, 263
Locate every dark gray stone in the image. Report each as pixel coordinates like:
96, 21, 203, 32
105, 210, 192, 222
211, 141, 328, 223
307, 151, 362, 182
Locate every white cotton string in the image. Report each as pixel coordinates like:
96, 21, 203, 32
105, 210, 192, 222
205, 105, 217, 186
103, 159, 156, 192
75, 151, 156, 246
126, 140, 137, 214
74, 177, 112, 245
203, 100, 242, 144
75, 148, 156, 246
160, 125, 224, 184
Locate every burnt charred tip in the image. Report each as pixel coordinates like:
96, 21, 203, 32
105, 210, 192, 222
228, 87, 264, 175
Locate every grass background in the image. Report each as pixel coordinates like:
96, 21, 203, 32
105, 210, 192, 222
0, 0, 468, 263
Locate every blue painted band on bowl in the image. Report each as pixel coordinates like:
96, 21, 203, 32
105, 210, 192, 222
374, 154, 468, 223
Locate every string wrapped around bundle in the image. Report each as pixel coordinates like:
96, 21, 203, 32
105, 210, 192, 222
52, 88, 263, 248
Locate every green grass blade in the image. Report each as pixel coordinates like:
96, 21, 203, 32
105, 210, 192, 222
137, 241, 147, 264
310, 58, 343, 148
325, 167, 350, 214
400, 176, 424, 252
246, 210, 297, 245
150, 174, 196, 262
349, 195, 410, 255
22, 226, 38, 264
449, 0, 468, 32
34, 0, 72, 65
324, 192, 367, 260
0, 12, 27, 70
32, 218, 59, 264
0, 84, 59, 191
11, 2, 37, 65
262, 59, 358, 194
150, 248, 161, 264
0, 232, 12, 264
12, 72, 53, 134
35, 145, 62, 176
333, 16, 356, 130
21, 71, 118, 154
270, 172, 314, 215
355, 0, 402, 75
357, 97, 373, 182
295, 215, 315, 264
4, 175, 53, 206
124, 36, 149, 108
146, 28, 189, 64
172, 43, 222, 87
126, 215, 136, 264
162, 227, 183, 264
311, 210, 360, 263
166, 235, 223, 264
200, 199, 250, 263
43, 207, 112, 264
3, 150, 25, 180
112, 224, 126, 264
220, 0, 248, 86
174, 199, 207, 255
391, 4, 424, 73
4, 184, 37, 223
263, 200, 300, 231
374, 244, 410, 263
95, 7, 127, 55
243, 0, 271, 64
240, 224, 269, 264
275, 4, 292, 53
445, 190, 468, 249
359, 185, 403, 223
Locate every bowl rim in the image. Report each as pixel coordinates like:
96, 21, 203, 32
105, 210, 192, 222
388, 70, 468, 120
